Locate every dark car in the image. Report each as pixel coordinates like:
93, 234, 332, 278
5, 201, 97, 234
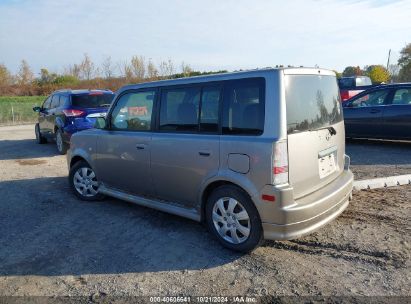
343, 83, 411, 140
33, 89, 115, 154
338, 76, 374, 102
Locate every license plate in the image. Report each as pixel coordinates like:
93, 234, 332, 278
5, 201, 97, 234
318, 152, 337, 179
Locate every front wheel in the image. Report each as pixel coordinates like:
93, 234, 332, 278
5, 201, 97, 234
69, 161, 105, 201
205, 185, 263, 252
35, 123, 47, 144
55, 129, 68, 154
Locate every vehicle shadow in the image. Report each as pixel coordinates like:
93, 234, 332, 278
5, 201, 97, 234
0, 139, 59, 160
346, 138, 411, 166
0, 177, 241, 276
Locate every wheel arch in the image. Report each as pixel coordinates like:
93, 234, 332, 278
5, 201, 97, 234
70, 155, 88, 169
199, 173, 260, 222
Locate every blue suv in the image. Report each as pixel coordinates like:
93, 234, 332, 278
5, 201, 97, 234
33, 89, 114, 154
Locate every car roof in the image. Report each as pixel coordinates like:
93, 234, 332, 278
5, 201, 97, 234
53, 89, 114, 95
117, 67, 336, 94
344, 82, 411, 102
363, 83, 411, 91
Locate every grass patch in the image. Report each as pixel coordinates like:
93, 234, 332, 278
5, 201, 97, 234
0, 96, 46, 125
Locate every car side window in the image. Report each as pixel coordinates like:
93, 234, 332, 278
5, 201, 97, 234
200, 86, 221, 133
222, 78, 265, 135
42, 96, 52, 110
159, 87, 200, 132
51, 94, 60, 109
110, 90, 155, 131
392, 89, 411, 105
59, 95, 69, 107
351, 90, 389, 108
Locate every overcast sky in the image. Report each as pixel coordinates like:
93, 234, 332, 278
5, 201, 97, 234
0, 0, 410, 75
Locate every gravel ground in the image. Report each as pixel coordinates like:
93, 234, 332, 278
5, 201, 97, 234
0, 125, 410, 299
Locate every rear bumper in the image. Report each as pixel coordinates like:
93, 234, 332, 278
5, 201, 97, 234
62, 120, 95, 142
259, 169, 353, 240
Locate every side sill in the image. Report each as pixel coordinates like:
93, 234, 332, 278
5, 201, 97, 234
99, 185, 201, 222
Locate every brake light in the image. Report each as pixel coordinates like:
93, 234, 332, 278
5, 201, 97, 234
63, 109, 85, 117
340, 90, 350, 101
273, 141, 289, 185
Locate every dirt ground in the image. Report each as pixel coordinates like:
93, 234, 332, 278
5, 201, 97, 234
0, 125, 410, 299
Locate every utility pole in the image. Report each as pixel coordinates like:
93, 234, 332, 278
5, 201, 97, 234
386, 49, 391, 70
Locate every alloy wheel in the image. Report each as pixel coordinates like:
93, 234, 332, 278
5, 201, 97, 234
212, 197, 251, 244
73, 167, 100, 197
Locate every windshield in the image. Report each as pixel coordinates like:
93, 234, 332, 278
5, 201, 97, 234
71, 93, 114, 108
286, 74, 343, 134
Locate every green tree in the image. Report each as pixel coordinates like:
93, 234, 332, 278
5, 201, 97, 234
366, 65, 390, 84
53, 75, 79, 86
333, 70, 342, 78
398, 43, 411, 82
342, 66, 363, 77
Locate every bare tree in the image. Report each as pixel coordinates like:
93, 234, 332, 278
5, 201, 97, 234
181, 61, 192, 77
0, 63, 12, 86
131, 55, 146, 79
147, 59, 158, 79
64, 64, 81, 79
118, 60, 133, 81
17, 59, 34, 85
80, 53, 95, 80
159, 59, 175, 78
101, 56, 115, 79
388, 64, 400, 82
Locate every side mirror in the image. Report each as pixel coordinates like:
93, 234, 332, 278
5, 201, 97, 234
94, 117, 107, 129
33, 106, 41, 112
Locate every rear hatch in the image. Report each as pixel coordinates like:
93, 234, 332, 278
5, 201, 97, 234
285, 72, 345, 199
71, 92, 114, 128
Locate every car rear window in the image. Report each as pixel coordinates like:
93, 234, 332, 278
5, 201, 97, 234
71, 93, 114, 108
286, 74, 343, 134
338, 78, 355, 89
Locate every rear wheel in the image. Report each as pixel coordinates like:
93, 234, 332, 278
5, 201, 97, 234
206, 185, 263, 252
69, 161, 104, 201
35, 123, 47, 144
55, 128, 68, 154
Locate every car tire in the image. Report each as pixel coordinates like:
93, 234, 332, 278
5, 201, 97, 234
69, 160, 105, 201
55, 128, 68, 155
35, 123, 47, 144
205, 185, 263, 252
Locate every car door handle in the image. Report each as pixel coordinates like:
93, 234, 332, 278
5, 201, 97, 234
136, 144, 147, 150
370, 109, 381, 114
199, 151, 211, 157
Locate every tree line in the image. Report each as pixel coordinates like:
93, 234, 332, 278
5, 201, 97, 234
0, 55, 227, 96
337, 43, 411, 83
0, 42, 410, 96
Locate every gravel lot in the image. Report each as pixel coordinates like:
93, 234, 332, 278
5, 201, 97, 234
0, 125, 410, 298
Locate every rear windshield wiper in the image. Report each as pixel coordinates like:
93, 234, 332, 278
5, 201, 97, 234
309, 126, 337, 135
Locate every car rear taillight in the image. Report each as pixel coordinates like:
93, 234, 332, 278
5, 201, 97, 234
340, 90, 350, 101
63, 109, 85, 117
273, 141, 289, 185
